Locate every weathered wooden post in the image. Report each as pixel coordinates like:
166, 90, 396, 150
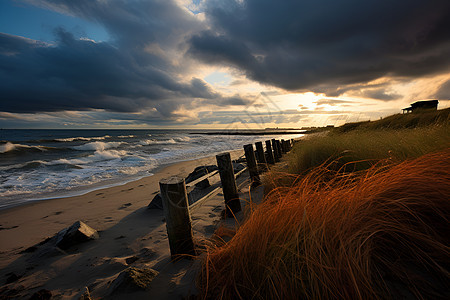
244, 144, 261, 186
265, 140, 275, 164
275, 140, 283, 158
159, 176, 196, 258
255, 141, 268, 171
271, 139, 280, 162
216, 152, 241, 217
254, 142, 263, 164
281, 139, 286, 154
282, 140, 290, 152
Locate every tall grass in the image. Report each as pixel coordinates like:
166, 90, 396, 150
337, 107, 450, 132
286, 124, 450, 176
197, 150, 450, 299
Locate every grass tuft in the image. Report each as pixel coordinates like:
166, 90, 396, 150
197, 150, 450, 299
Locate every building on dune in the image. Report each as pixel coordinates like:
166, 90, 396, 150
402, 100, 439, 113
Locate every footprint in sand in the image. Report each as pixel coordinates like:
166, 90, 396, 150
118, 203, 132, 210
212, 206, 223, 212
0, 225, 19, 231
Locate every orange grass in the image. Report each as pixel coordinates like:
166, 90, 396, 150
197, 149, 450, 299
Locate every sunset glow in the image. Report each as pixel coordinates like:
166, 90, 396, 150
1, 0, 449, 129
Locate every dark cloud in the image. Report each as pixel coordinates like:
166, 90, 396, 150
0, 0, 250, 117
1, 30, 187, 113
435, 80, 450, 99
359, 89, 402, 101
189, 0, 450, 96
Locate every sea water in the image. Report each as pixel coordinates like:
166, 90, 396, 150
0, 129, 303, 209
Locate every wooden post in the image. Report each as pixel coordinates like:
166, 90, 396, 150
255, 141, 268, 171
281, 139, 286, 154
282, 140, 290, 152
216, 152, 241, 217
159, 176, 196, 258
271, 139, 280, 162
244, 144, 261, 186
265, 140, 275, 164
254, 141, 263, 164
275, 140, 282, 158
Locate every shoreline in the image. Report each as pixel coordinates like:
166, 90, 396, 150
0, 149, 244, 269
0, 148, 246, 211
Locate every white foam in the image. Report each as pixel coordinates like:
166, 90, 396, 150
138, 139, 176, 145
0, 142, 48, 153
0, 142, 17, 153
91, 150, 127, 160
72, 141, 123, 151
55, 135, 111, 142
175, 136, 191, 142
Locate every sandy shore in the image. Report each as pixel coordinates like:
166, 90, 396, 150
0, 149, 257, 299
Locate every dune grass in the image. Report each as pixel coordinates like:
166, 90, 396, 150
337, 107, 450, 132
285, 122, 450, 178
197, 150, 450, 299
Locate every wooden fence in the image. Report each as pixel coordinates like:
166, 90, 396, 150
159, 138, 295, 258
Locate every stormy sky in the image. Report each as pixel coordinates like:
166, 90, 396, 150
1, 0, 449, 128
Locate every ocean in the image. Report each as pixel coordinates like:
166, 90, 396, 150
0, 129, 304, 209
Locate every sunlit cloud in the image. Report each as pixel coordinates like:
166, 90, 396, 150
1, 0, 449, 128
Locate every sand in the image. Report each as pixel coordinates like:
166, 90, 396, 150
0, 149, 264, 299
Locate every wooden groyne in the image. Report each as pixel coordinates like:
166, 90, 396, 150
159, 138, 295, 258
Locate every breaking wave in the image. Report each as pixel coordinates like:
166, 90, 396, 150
72, 141, 124, 151
0, 142, 56, 155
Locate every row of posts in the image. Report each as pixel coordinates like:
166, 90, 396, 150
159, 138, 294, 258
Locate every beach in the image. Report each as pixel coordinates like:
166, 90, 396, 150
0, 149, 258, 299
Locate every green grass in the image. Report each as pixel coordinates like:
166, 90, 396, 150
287, 125, 450, 175
285, 108, 450, 176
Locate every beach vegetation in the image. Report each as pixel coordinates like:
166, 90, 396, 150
197, 150, 450, 299
197, 108, 450, 299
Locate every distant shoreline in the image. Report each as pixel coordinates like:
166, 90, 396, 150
191, 130, 307, 135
